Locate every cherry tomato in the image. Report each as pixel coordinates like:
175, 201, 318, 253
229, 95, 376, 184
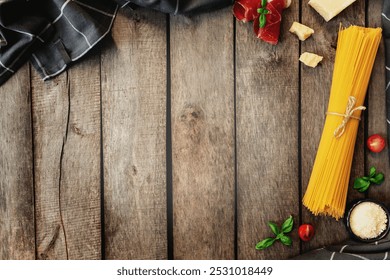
367, 134, 386, 153
298, 224, 315, 242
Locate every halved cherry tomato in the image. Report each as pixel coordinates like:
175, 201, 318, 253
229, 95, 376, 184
298, 224, 315, 242
367, 134, 386, 153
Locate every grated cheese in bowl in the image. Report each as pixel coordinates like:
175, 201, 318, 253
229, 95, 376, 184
348, 201, 389, 240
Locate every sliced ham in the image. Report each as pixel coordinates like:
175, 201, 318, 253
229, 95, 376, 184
233, 0, 261, 22
254, 0, 291, 45
233, 0, 291, 45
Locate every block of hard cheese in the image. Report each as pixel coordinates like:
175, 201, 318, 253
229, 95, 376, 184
289, 22, 314, 41
299, 52, 323, 68
308, 0, 357, 22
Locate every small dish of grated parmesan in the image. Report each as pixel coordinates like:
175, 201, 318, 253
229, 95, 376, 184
345, 200, 390, 242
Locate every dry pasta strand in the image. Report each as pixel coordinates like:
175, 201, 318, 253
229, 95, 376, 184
302, 26, 382, 220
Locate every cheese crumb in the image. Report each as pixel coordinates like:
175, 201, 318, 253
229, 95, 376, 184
308, 0, 357, 22
299, 52, 323, 68
349, 202, 388, 239
289, 22, 314, 41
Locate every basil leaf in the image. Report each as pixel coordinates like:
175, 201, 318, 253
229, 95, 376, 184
353, 177, 370, 190
280, 235, 292, 246
263, 9, 269, 14
281, 215, 294, 233
356, 184, 370, 193
262, 0, 267, 7
370, 173, 384, 185
268, 222, 280, 235
369, 166, 376, 177
255, 237, 275, 250
276, 232, 284, 240
260, 14, 266, 28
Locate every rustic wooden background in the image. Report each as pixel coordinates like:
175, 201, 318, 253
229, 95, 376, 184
0, 0, 388, 260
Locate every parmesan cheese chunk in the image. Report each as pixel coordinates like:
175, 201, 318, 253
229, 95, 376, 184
289, 22, 314, 41
299, 52, 323, 68
308, 0, 357, 22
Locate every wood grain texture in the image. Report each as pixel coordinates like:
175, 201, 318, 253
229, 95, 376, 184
170, 8, 235, 260
32, 55, 101, 259
2, 1, 390, 261
0, 65, 35, 260
101, 9, 167, 259
367, 1, 389, 204
300, 1, 365, 252
236, 3, 300, 259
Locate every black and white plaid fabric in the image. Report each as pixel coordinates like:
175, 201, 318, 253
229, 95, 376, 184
293, 236, 390, 260
0, 0, 118, 84
0, 0, 232, 86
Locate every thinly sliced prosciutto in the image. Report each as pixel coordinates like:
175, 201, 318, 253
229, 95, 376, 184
233, 0, 261, 22
254, 0, 291, 45
233, 0, 291, 45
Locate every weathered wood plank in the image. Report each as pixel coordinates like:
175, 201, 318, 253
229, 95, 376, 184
236, 3, 300, 259
367, 1, 389, 203
170, 8, 235, 260
301, 1, 365, 252
101, 9, 167, 259
32, 54, 101, 259
32, 74, 68, 260
0, 65, 35, 260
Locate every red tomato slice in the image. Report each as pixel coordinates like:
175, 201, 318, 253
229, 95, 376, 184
367, 134, 386, 153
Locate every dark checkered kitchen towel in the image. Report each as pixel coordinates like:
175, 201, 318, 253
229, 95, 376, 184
0, 0, 232, 86
293, 235, 390, 260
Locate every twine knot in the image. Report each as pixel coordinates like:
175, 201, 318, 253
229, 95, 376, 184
326, 96, 366, 138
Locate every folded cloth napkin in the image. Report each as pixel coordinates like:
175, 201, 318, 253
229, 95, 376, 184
293, 235, 390, 260
0, 0, 233, 86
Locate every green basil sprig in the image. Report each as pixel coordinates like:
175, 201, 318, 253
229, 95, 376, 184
353, 166, 384, 192
255, 215, 293, 250
257, 0, 269, 28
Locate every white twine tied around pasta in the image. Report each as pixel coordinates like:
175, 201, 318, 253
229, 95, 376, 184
326, 96, 366, 138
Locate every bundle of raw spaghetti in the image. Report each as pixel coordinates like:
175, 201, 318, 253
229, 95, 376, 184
303, 26, 382, 220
